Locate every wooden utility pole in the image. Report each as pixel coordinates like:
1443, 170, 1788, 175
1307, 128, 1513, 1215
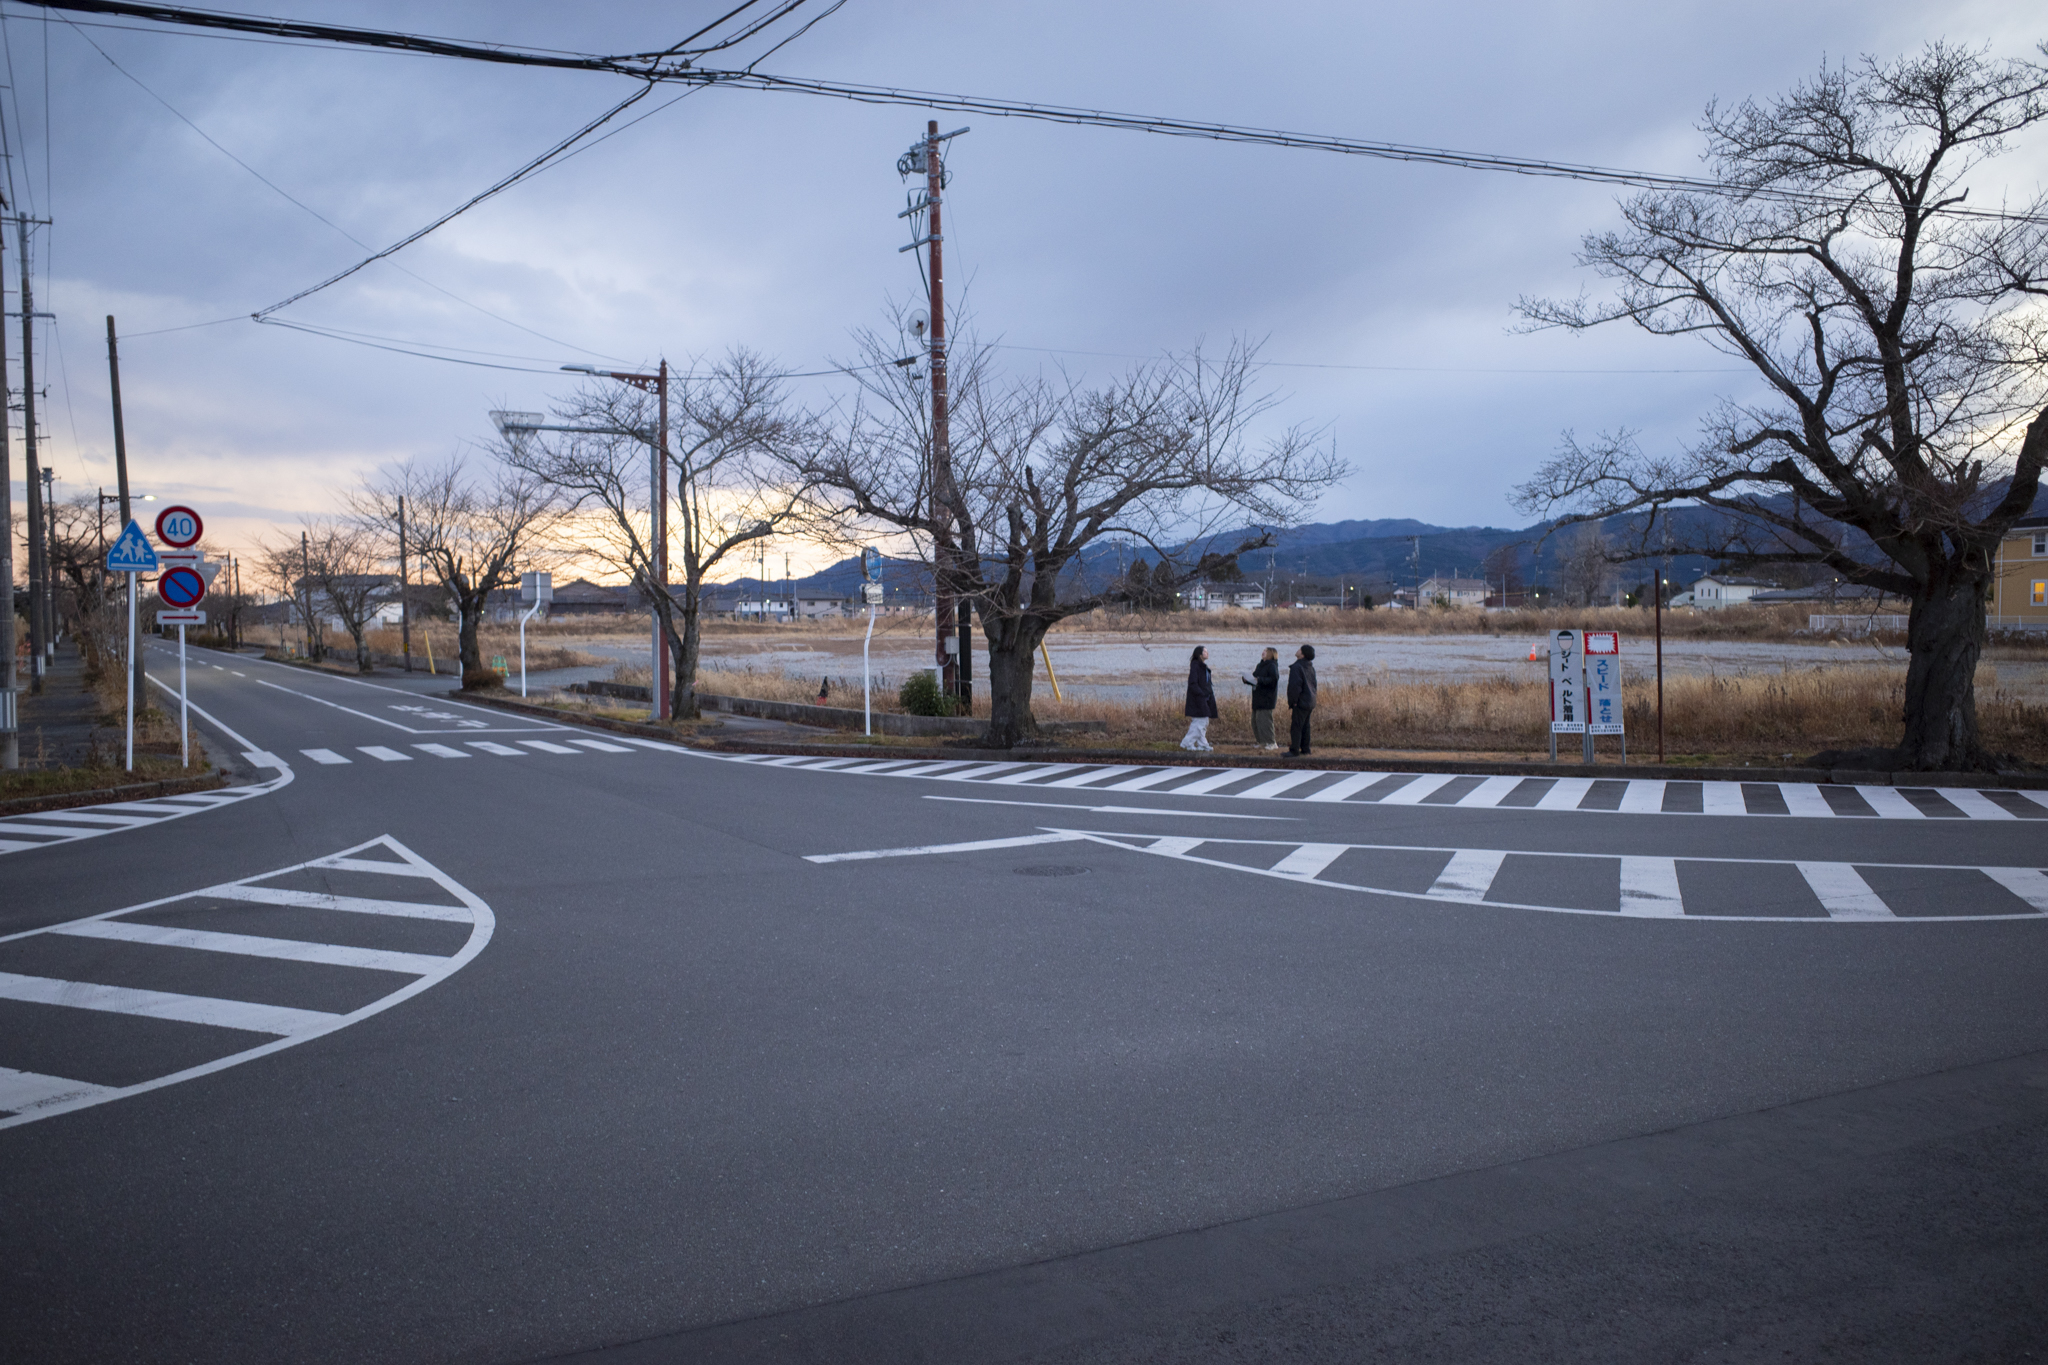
107, 316, 146, 703
0, 219, 13, 766
398, 494, 412, 670
923, 120, 956, 704
18, 218, 42, 692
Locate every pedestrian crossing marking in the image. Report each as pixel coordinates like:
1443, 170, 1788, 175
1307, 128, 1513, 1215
302, 748, 349, 764
702, 751, 2048, 824
518, 739, 580, 755
413, 743, 470, 758
806, 826, 2048, 924
359, 746, 412, 762
468, 741, 526, 756
569, 739, 634, 753
0, 835, 494, 1129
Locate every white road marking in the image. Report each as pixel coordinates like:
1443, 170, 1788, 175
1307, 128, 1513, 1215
1982, 867, 2048, 912
1460, 775, 1529, 809
1857, 787, 1927, 819
205, 884, 472, 923
2021, 790, 2048, 812
984, 764, 1074, 785
358, 746, 412, 762
804, 832, 1088, 863
1234, 771, 1327, 800
1170, 768, 1276, 796
1301, 772, 1383, 803
1797, 862, 1895, 919
307, 855, 441, 878
1942, 789, 2017, 821
0, 819, 148, 837
1380, 773, 1462, 806
466, 741, 526, 756
242, 750, 287, 769
1618, 780, 1666, 814
0, 971, 341, 1035
568, 739, 634, 753
230, 671, 246, 677
413, 743, 470, 758
1044, 765, 1140, 788
517, 740, 580, 755
301, 749, 350, 765
1100, 769, 1198, 792
1700, 782, 1748, 815
1619, 857, 1686, 917
1427, 850, 1506, 902
1534, 777, 1596, 810
922, 796, 1290, 820
1269, 843, 1350, 878
0, 1067, 116, 1114
50, 920, 449, 975
0, 839, 50, 853
1779, 783, 1837, 819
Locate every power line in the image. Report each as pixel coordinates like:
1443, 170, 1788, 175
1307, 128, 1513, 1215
987, 343, 1750, 375
19, 0, 2048, 227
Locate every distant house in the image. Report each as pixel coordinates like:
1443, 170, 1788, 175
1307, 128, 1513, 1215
1416, 575, 1488, 608
292, 573, 404, 631
1184, 581, 1268, 611
1685, 574, 1777, 609
547, 579, 637, 616
1991, 513, 2048, 630
793, 592, 854, 620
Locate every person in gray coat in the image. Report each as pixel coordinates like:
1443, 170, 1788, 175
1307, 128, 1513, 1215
1286, 644, 1318, 756
1242, 647, 1280, 750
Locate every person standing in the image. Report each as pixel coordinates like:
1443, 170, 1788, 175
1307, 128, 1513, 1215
1286, 643, 1318, 756
1242, 647, 1280, 750
1181, 645, 1218, 750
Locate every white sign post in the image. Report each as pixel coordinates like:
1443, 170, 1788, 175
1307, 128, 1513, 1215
1584, 630, 1625, 764
1547, 629, 1585, 763
518, 572, 552, 698
860, 580, 884, 735
104, 520, 159, 772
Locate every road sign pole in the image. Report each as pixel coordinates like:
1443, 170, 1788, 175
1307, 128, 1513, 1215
125, 571, 136, 772
179, 624, 189, 768
864, 605, 876, 736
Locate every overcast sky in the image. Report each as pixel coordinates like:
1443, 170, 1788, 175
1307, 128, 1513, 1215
4, 0, 2042, 573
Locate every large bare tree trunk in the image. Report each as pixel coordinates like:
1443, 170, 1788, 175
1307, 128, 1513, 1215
982, 617, 1049, 748
666, 587, 705, 721
1898, 574, 1991, 771
457, 601, 495, 689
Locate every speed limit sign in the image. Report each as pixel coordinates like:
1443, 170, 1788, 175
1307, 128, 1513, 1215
155, 505, 203, 548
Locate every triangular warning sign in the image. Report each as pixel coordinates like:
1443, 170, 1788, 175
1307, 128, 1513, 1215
105, 520, 159, 573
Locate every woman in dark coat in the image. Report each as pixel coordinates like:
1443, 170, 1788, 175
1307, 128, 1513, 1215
1181, 645, 1218, 751
1242, 647, 1280, 750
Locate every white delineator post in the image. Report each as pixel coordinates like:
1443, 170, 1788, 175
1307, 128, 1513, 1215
178, 623, 189, 768
125, 571, 136, 772
864, 603, 876, 736
519, 600, 541, 698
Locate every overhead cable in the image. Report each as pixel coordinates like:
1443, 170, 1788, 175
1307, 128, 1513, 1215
19, 0, 2048, 226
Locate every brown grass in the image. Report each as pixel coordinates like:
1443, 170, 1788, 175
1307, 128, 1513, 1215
1052, 603, 1832, 640
358, 625, 603, 672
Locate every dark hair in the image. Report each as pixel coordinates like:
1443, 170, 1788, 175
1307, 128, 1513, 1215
1190, 646, 1207, 665
1298, 644, 1316, 660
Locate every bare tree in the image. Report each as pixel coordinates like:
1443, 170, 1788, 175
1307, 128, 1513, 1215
793, 332, 1345, 748
1552, 523, 1613, 607
356, 459, 561, 688
295, 519, 390, 673
504, 351, 814, 719
1514, 43, 2048, 770
254, 536, 323, 659
1480, 540, 1527, 607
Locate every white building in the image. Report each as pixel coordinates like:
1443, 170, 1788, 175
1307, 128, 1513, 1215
1685, 574, 1777, 609
1416, 575, 1488, 608
1184, 582, 1268, 611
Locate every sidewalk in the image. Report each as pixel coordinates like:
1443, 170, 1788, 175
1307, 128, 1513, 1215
14, 641, 106, 768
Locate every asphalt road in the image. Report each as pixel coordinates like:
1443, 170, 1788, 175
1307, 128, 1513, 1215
1, 646, 2045, 1363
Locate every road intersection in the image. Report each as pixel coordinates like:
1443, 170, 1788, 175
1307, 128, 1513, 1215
2, 648, 2044, 1361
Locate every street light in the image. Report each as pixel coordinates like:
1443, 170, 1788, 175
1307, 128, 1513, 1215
492, 359, 670, 719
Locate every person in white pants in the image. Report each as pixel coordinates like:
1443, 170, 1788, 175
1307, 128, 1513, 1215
1181, 645, 1217, 750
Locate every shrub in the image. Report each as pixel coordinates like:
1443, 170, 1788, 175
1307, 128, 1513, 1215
899, 670, 958, 717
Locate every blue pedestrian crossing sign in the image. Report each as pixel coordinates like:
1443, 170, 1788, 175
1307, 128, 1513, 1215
105, 519, 159, 574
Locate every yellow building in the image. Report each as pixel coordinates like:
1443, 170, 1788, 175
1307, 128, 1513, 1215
1991, 513, 2048, 630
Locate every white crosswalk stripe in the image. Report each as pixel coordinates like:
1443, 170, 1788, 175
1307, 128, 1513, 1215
0, 836, 494, 1129
0, 771, 292, 860
687, 750, 2048, 823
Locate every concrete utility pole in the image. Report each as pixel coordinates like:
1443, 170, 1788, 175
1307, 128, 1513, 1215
0, 217, 13, 767
108, 317, 145, 703
398, 494, 412, 670
302, 529, 313, 659
18, 217, 43, 692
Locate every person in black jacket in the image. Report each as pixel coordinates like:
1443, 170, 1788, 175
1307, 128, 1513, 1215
1181, 645, 1218, 750
1285, 644, 1318, 756
1242, 647, 1280, 750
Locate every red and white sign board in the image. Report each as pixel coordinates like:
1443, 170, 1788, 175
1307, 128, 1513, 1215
157, 609, 206, 626
1584, 631, 1619, 654
155, 505, 203, 548
1585, 631, 1624, 735
156, 550, 221, 583
158, 566, 208, 609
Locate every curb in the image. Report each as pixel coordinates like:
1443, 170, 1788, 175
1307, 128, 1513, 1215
438, 690, 2048, 790
0, 768, 229, 816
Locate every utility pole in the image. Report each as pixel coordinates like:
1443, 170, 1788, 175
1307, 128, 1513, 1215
40, 466, 55, 654
398, 494, 412, 670
18, 217, 43, 692
107, 316, 147, 704
302, 529, 313, 660
0, 214, 13, 766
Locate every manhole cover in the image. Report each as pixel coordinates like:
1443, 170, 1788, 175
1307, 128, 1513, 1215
1014, 864, 1091, 877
